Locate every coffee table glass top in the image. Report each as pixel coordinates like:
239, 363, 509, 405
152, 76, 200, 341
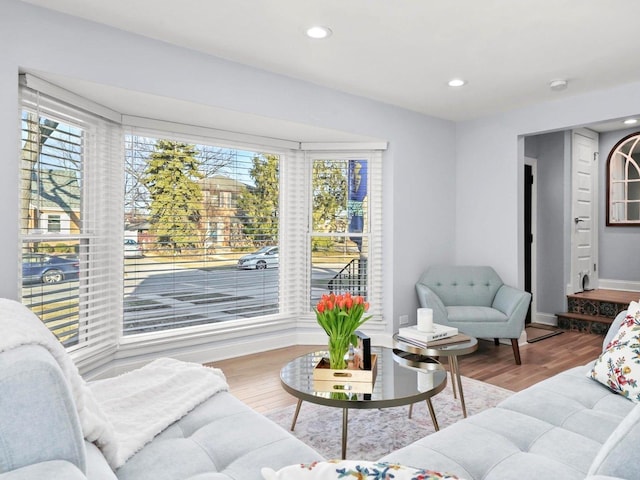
280, 347, 447, 409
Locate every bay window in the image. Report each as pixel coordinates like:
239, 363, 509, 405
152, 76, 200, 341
18, 75, 385, 366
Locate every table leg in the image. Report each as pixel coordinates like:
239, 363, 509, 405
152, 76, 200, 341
425, 397, 439, 431
290, 399, 303, 431
341, 408, 349, 459
451, 355, 468, 418
448, 356, 458, 399
408, 403, 413, 419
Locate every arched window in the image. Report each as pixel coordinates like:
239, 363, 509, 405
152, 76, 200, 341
607, 132, 640, 225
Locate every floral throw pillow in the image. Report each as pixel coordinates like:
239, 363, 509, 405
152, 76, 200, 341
261, 460, 465, 480
589, 309, 640, 403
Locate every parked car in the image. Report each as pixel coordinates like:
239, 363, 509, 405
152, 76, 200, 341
22, 253, 80, 284
237, 246, 279, 270
124, 239, 143, 258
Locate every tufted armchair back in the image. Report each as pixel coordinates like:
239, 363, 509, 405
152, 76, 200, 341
417, 265, 503, 307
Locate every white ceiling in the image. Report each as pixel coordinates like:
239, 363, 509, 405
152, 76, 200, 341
21, 0, 640, 124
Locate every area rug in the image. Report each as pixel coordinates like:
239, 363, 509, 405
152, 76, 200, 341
526, 324, 563, 343
265, 376, 512, 460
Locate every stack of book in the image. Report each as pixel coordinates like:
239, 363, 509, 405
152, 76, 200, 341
397, 324, 470, 348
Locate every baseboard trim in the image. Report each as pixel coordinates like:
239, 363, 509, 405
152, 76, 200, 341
533, 312, 558, 327
598, 279, 640, 292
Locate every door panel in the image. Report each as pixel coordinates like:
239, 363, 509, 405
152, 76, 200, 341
571, 129, 599, 293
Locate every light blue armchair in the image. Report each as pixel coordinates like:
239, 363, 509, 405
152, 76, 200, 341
415, 265, 531, 364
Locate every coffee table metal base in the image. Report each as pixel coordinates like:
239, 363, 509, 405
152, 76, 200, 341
393, 335, 478, 419
289, 397, 440, 460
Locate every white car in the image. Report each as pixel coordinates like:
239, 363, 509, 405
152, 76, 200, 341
237, 246, 279, 270
124, 239, 143, 258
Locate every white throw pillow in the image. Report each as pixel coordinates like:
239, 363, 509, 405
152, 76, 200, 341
589, 308, 640, 403
261, 460, 464, 480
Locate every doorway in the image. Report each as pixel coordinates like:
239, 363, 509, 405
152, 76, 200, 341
524, 158, 536, 324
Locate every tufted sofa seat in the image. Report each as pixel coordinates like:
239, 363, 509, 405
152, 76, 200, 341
381, 310, 638, 480
415, 265, 531, 364
115, 390, 320, 480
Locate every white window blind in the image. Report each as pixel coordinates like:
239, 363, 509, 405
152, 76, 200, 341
305, 151, 383, 317
122, 129, 281, 335
19, 84, 123, 366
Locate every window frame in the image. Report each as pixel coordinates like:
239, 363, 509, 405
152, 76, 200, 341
606, 131, 640, 226
121, 127, 287, 342
303, 150, 384, 324
19, 78, 124, 368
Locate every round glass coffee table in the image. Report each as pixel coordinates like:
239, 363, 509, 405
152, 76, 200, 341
393, 333, 478, 418
280, 346, 446, 459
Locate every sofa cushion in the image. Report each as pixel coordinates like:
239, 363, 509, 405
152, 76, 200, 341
0, 345, 86, 474
85, 442, 117, 480
587, 403, 640, 479
0, 460, 87, 480
261, 460, 464, 480
116, 391, 321, 480
589, 311, 640, 403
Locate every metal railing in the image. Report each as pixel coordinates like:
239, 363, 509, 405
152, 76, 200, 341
327, 257, 367, 297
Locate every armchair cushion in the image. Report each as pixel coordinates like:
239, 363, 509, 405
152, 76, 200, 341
447, 306, 508, 323
493, 284, 530, 317
415, 284, 448, 325
417, 266, 503, 307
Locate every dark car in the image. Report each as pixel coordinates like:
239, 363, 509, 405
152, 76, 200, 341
22, 253, 80, 284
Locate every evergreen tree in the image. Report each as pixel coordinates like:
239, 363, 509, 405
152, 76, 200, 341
312, 160, 347, 232
237, 154, 279, 245
143, 140, 204, 252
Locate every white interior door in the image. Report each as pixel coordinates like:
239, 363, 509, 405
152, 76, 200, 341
570, 128, 599, 293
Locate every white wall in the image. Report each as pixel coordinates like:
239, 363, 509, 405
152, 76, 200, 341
0, 0, 456, 341
455, 83, 640, 288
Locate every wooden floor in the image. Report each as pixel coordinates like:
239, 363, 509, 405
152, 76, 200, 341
208, 330, 605, 413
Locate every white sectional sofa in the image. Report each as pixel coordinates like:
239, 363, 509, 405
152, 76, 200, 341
0, 298, 638, 480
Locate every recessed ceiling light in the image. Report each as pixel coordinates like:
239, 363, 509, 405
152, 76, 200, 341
306, 26, 332, 39
549, 79, 568, 91
623, 118, 638, 125
448, 78, 466, 87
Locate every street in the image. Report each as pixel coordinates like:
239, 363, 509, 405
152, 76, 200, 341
24, 255, 344, 338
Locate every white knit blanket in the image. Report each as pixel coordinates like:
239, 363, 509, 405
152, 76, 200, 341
90, 357, 228, 468
0, 299, 228, 469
